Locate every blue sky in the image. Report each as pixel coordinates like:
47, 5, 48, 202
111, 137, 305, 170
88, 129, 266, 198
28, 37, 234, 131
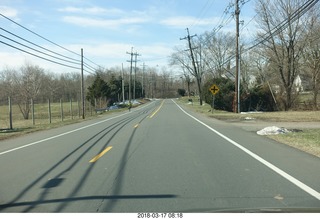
0, 0, 256, 75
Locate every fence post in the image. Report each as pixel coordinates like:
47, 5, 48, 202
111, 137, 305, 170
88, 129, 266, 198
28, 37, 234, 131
60, 99, 64, 122
70, 99, 73, 120
31, 98, 35, 125
8, 96, 13, 130
89, 102, 92, 116
48, 98, 51, 124
78, 99, 80, 118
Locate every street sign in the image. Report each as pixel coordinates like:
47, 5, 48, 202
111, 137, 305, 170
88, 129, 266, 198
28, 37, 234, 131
209, 84, 219, 95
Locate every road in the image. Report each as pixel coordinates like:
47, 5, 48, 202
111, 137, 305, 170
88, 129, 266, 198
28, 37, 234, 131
0, 99, 320, 212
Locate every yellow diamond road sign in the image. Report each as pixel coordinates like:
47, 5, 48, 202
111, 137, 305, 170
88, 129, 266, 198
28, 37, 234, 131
209, 84, 219, 95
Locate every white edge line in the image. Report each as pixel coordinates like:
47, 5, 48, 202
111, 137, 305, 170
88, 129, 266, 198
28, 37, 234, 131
0, 101, 154, 156
172, 99, 320, 201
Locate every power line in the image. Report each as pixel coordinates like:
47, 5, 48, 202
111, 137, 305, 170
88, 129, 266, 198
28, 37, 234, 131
244, 0, 319, 53
191, 0, 216, 28
83, 56, 102, 69
0, 28, 81, 64
0, 40, 80, 70
0, 33, 80, 66
197, 1, 237, 50
0, 12, 79, 57
0, 12, 101, 73
201, 0, 319, 76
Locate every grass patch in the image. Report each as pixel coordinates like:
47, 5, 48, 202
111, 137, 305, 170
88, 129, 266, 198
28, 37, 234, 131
178, 96, 320, 122
178, 96, 320, 157
0, 116, 90, 141
0, 99, 148, 141
269, 129, 320, 157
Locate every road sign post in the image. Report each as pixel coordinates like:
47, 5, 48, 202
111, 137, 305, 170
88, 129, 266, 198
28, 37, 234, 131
209, 84, 219, 113
212, 95, 215, 113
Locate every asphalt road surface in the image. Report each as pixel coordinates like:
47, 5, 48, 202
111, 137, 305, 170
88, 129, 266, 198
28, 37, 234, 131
0, 99, 319, 212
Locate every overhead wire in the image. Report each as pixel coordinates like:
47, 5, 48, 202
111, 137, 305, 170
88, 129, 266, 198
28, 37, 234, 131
0, 32, 81, 66
202, 0, 319, 72
0, 27, 81, 63
0, 40, 80, 70
215, 1, 237, 32
0, 12, 101, 74
195, 1, 237, 50
243, 0, 319, 53
0, 12, 79, 57
191, 0, 215, 28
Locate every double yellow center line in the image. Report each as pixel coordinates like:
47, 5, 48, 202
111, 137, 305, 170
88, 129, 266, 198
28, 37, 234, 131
89, 100, 165, 163
149, 100, 164, 118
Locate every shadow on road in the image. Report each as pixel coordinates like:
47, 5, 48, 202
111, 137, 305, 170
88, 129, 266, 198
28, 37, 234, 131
0, 108, 155, 212
0, 194, 177, 211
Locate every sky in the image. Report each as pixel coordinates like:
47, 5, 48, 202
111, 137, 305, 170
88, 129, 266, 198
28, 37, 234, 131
0, 0, 256, 75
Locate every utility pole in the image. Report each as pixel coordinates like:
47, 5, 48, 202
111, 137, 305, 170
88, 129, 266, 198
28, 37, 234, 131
141, 62, 147, 98
121, 63, 125, 102
180, 28, 203, 105
234, 0, 240, 113
133, 51, 141, 100
127, 48, 141, 102
126, 47, 134, 105
80, 48, 85, 119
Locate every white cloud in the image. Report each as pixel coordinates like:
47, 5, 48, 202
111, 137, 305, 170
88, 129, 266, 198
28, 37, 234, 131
0, 6, 18, 18
160, 16, 216, 28
62, 16, 149, 29
0, 51, 26, 68
0, 40, 174, 74
58, 41, 173, 70
58, 6, 124, 16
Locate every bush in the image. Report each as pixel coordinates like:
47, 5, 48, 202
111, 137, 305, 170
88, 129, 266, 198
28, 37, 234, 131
203, 78, 277, 112
177, 88, 186, 97
241, 84, 276, 112
203, 77, 235, 112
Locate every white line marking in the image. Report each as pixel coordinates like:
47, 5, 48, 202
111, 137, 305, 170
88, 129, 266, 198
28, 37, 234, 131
172, 99, 320, 201
0, 101, 154, 156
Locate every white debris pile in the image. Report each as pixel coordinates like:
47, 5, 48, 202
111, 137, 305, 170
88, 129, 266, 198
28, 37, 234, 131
257, 126, 289, 135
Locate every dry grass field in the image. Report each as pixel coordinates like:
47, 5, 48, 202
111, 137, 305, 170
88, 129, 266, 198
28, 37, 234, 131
0, 99, 146, 140
0, 101, 114, 140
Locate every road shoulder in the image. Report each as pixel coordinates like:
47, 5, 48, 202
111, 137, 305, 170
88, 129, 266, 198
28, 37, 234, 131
175, 99, 320, 158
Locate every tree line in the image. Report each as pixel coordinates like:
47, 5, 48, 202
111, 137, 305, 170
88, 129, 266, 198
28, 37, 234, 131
0, 63, 183, 119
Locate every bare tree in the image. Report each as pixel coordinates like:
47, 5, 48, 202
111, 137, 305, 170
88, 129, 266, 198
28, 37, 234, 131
0, 67, 16, 99
200, 31, 235, 77
302, 8, 320, 109
11, 63, 46, 119
255, 0, 312, 110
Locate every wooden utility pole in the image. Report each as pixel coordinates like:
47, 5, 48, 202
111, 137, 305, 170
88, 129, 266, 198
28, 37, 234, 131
234, 0, 240, 113
81, 48, 85, 119
121, 63, 125, 102
141, 62, 147, 98
127, 49, 140, 101
126, 47, 134, 105
133, 51, 141, 100
180, 28, 203, 105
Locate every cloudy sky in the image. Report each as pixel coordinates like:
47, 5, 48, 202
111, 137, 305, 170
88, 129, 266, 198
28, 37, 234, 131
0, 0, 256, 75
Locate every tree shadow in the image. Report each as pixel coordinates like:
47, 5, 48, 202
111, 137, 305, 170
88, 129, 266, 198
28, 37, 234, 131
99, 113, 151, 212
0, 111, 145, 212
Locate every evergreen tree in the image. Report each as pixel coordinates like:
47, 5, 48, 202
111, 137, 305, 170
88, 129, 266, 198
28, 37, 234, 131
86, 74, 110, 107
